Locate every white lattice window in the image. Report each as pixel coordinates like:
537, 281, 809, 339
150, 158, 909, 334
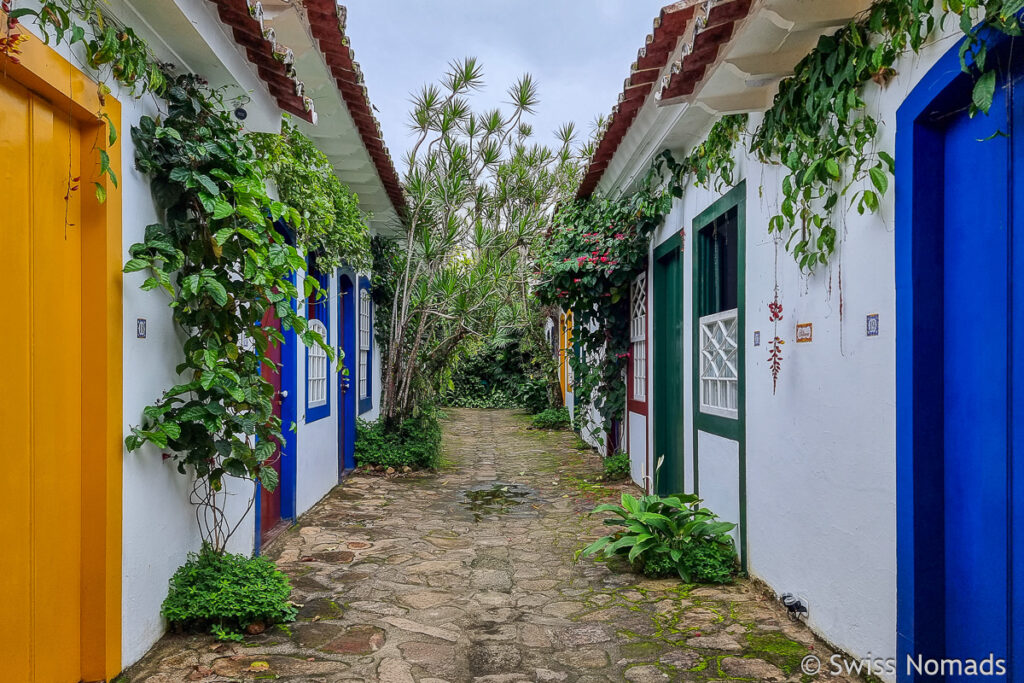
699, 308, 738, 419
307, 318, 328, 408
359, 288, 371, 398
630, 274, 647, 401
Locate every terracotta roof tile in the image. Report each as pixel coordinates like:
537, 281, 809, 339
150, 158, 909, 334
214, 1, 404, 216
576, 0, 754, 199
303, 0, 405, 216
657, 0, 751, 101
576, 2, 698, 198
211, 0, 316, 122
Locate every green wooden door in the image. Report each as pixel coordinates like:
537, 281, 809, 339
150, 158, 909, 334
652, 235, 684, 495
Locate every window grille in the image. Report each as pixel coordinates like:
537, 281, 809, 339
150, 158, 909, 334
359, 288, 371, 398
699, 308, 739, 418
630, 274, 647, 401
307, 318, 328, 408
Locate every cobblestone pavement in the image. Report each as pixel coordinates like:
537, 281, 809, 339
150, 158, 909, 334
123, 408, 862, 682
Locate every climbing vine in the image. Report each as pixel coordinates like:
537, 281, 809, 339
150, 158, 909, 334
123, 75, 332, 550
535, 181, 669, 434
750, 0, 1024, 270
3, 0, 168, 202
535, 115, 748, 435
250, 117, 371, 270
5, 0, 365, 550
538, 1, 1024, 413
670, 112, 747, 194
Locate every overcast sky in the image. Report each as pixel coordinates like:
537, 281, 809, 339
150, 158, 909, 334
342, 2, 663, 163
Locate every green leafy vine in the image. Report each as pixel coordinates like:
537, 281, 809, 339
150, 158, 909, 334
6, 0, 369, 550
4, 0, 169, 201
535, 115, 748, 436
750, 0, 1024, 270
250, 117, 371, 270
124, 75, 333, 550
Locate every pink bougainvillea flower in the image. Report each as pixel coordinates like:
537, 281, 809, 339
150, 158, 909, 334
600, 257, 608, 263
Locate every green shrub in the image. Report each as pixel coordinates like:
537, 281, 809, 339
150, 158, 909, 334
602, 451, 630, 480
681, 536, 737, 584
531, 407, 571, 430
162, 544, 297, 640
636, 551, 677, 578
446, 388, 521, 410
355, 410, 443, 469
579, 493, 738, 583
440, 338, 552, 413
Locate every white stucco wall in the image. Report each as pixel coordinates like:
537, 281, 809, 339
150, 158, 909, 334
631, 23, 966, 672
646, 151, 899, 665
295, 272, 343, 516
19, 0, 335, 668
107, 30, 279, 675
695, 431, 740, 546
119, 93, 262, 662
294, 264, 385, 515
627, 410, 648, 490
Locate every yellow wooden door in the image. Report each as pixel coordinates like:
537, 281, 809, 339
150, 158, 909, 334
1, 75, 85, 683
558, 313, 567, 402
564, 311, 573, 396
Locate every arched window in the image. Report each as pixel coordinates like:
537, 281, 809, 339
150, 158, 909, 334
305, 260, 331, 422
307, 318, 328, 409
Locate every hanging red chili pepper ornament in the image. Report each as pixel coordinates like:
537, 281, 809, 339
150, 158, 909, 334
768, 295, 784, 394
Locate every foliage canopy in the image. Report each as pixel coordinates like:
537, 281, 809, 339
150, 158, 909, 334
124, 75, 335, 549
250, 117, 371, 270
378, 58, 587, 424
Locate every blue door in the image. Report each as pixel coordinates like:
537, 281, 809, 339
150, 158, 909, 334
338, 272, 357, 475
897, 36, 1022, 681
941, 76, 1012, 677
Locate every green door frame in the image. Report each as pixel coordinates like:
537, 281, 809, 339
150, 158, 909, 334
652, 232, 685, 495
691, 181, 747, 570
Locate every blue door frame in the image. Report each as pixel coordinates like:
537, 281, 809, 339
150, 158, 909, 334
254, 227, 299, 556
338, 270, 357, 476
896, 28, 1021, 679
279, 283, 299, 521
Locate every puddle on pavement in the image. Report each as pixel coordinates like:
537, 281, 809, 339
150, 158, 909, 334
460, 483, 535, 522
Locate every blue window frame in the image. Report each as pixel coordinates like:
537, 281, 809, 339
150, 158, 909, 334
358, 276, 373, 414
305, 260, 331, 423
